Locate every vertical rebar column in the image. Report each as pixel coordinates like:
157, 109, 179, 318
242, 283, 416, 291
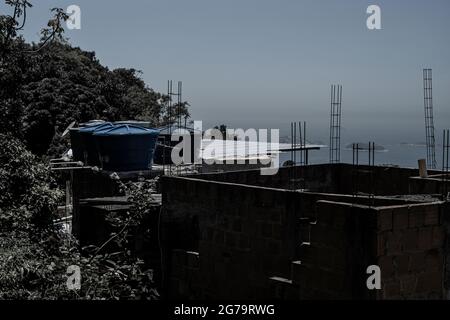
289, 121, 308, 190
369, 142, 376, 203
352, 143, 360, 197
289, 122, 295, 190
177, 81, 182, 174
423, 69, 437, 169
298, 121, 307, 166
442, 130, 450, 199
298, 121, 307, 190
329, 85, 343, 163
292, 122, 294, 188
299, 122, 303, 166
167, 80, 184, 175
178, 81, 182, 129
167, 80, 172, 175
368, 142, 375, 166
304, 122, 307, 165
293, 122, 297, 167
352, 143, 356, 196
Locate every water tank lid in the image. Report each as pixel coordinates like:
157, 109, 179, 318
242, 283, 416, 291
93, 124, 160, 136
78, 120, 107, 127
79, 122, 114, 133
114, 120, 152, 128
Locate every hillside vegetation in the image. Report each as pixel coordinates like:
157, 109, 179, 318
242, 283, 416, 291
0, 1, 175, 299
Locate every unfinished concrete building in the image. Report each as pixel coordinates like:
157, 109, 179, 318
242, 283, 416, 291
161, 164, 450, 300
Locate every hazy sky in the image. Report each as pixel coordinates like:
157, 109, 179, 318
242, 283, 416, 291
3, 0, 450, 144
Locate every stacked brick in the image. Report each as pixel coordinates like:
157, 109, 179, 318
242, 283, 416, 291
377, 203, 445, 299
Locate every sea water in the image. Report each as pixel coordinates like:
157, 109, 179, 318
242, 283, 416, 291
278, 143, 444, 169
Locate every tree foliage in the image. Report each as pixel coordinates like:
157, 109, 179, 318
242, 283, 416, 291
0, 0, 189, 157
0, 133, 61, 232
0, 135, 159, 300
0, 1, 167, 299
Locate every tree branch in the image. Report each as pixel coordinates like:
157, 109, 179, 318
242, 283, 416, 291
88, 218, 132, 263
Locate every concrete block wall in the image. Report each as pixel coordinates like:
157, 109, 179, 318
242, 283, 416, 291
169, 249, 201, 299
162, 176, 414, 299
162, 174, 449, 300
72, 169, 123, 238
376, 203, 445, 299
193, 164, 339, 192
293, 201, 378, 300
286, 201, 447, 300
444, 202, 450, 299
409, 175, 450, 195
193, 163, 443, 196
334, 165, 443, 196
336, 165, 420, 195
162, 177, 298, 299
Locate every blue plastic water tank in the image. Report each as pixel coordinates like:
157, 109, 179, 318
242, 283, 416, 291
93, 124, 160, 171
69, 128, 84, 162
70, 122, 111, 162
69, 121, 112, 165
77, 122, 114, 165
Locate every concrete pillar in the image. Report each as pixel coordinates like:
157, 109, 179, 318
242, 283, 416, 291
418, 159, 428, 178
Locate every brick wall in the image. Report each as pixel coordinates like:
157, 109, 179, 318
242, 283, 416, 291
444, 202, 450, 299
162, 175, 448, 300
269, 201, 448, 300
162, 176, 420, 299
72, 169, 123, 238
193, 163, 443, 196
294, 201, 378, 299
191, 163, 339, 192
376, 203, 445, 299
169, 250, 201, 299
409, 175, 450, 195
162, 177, 298, 299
